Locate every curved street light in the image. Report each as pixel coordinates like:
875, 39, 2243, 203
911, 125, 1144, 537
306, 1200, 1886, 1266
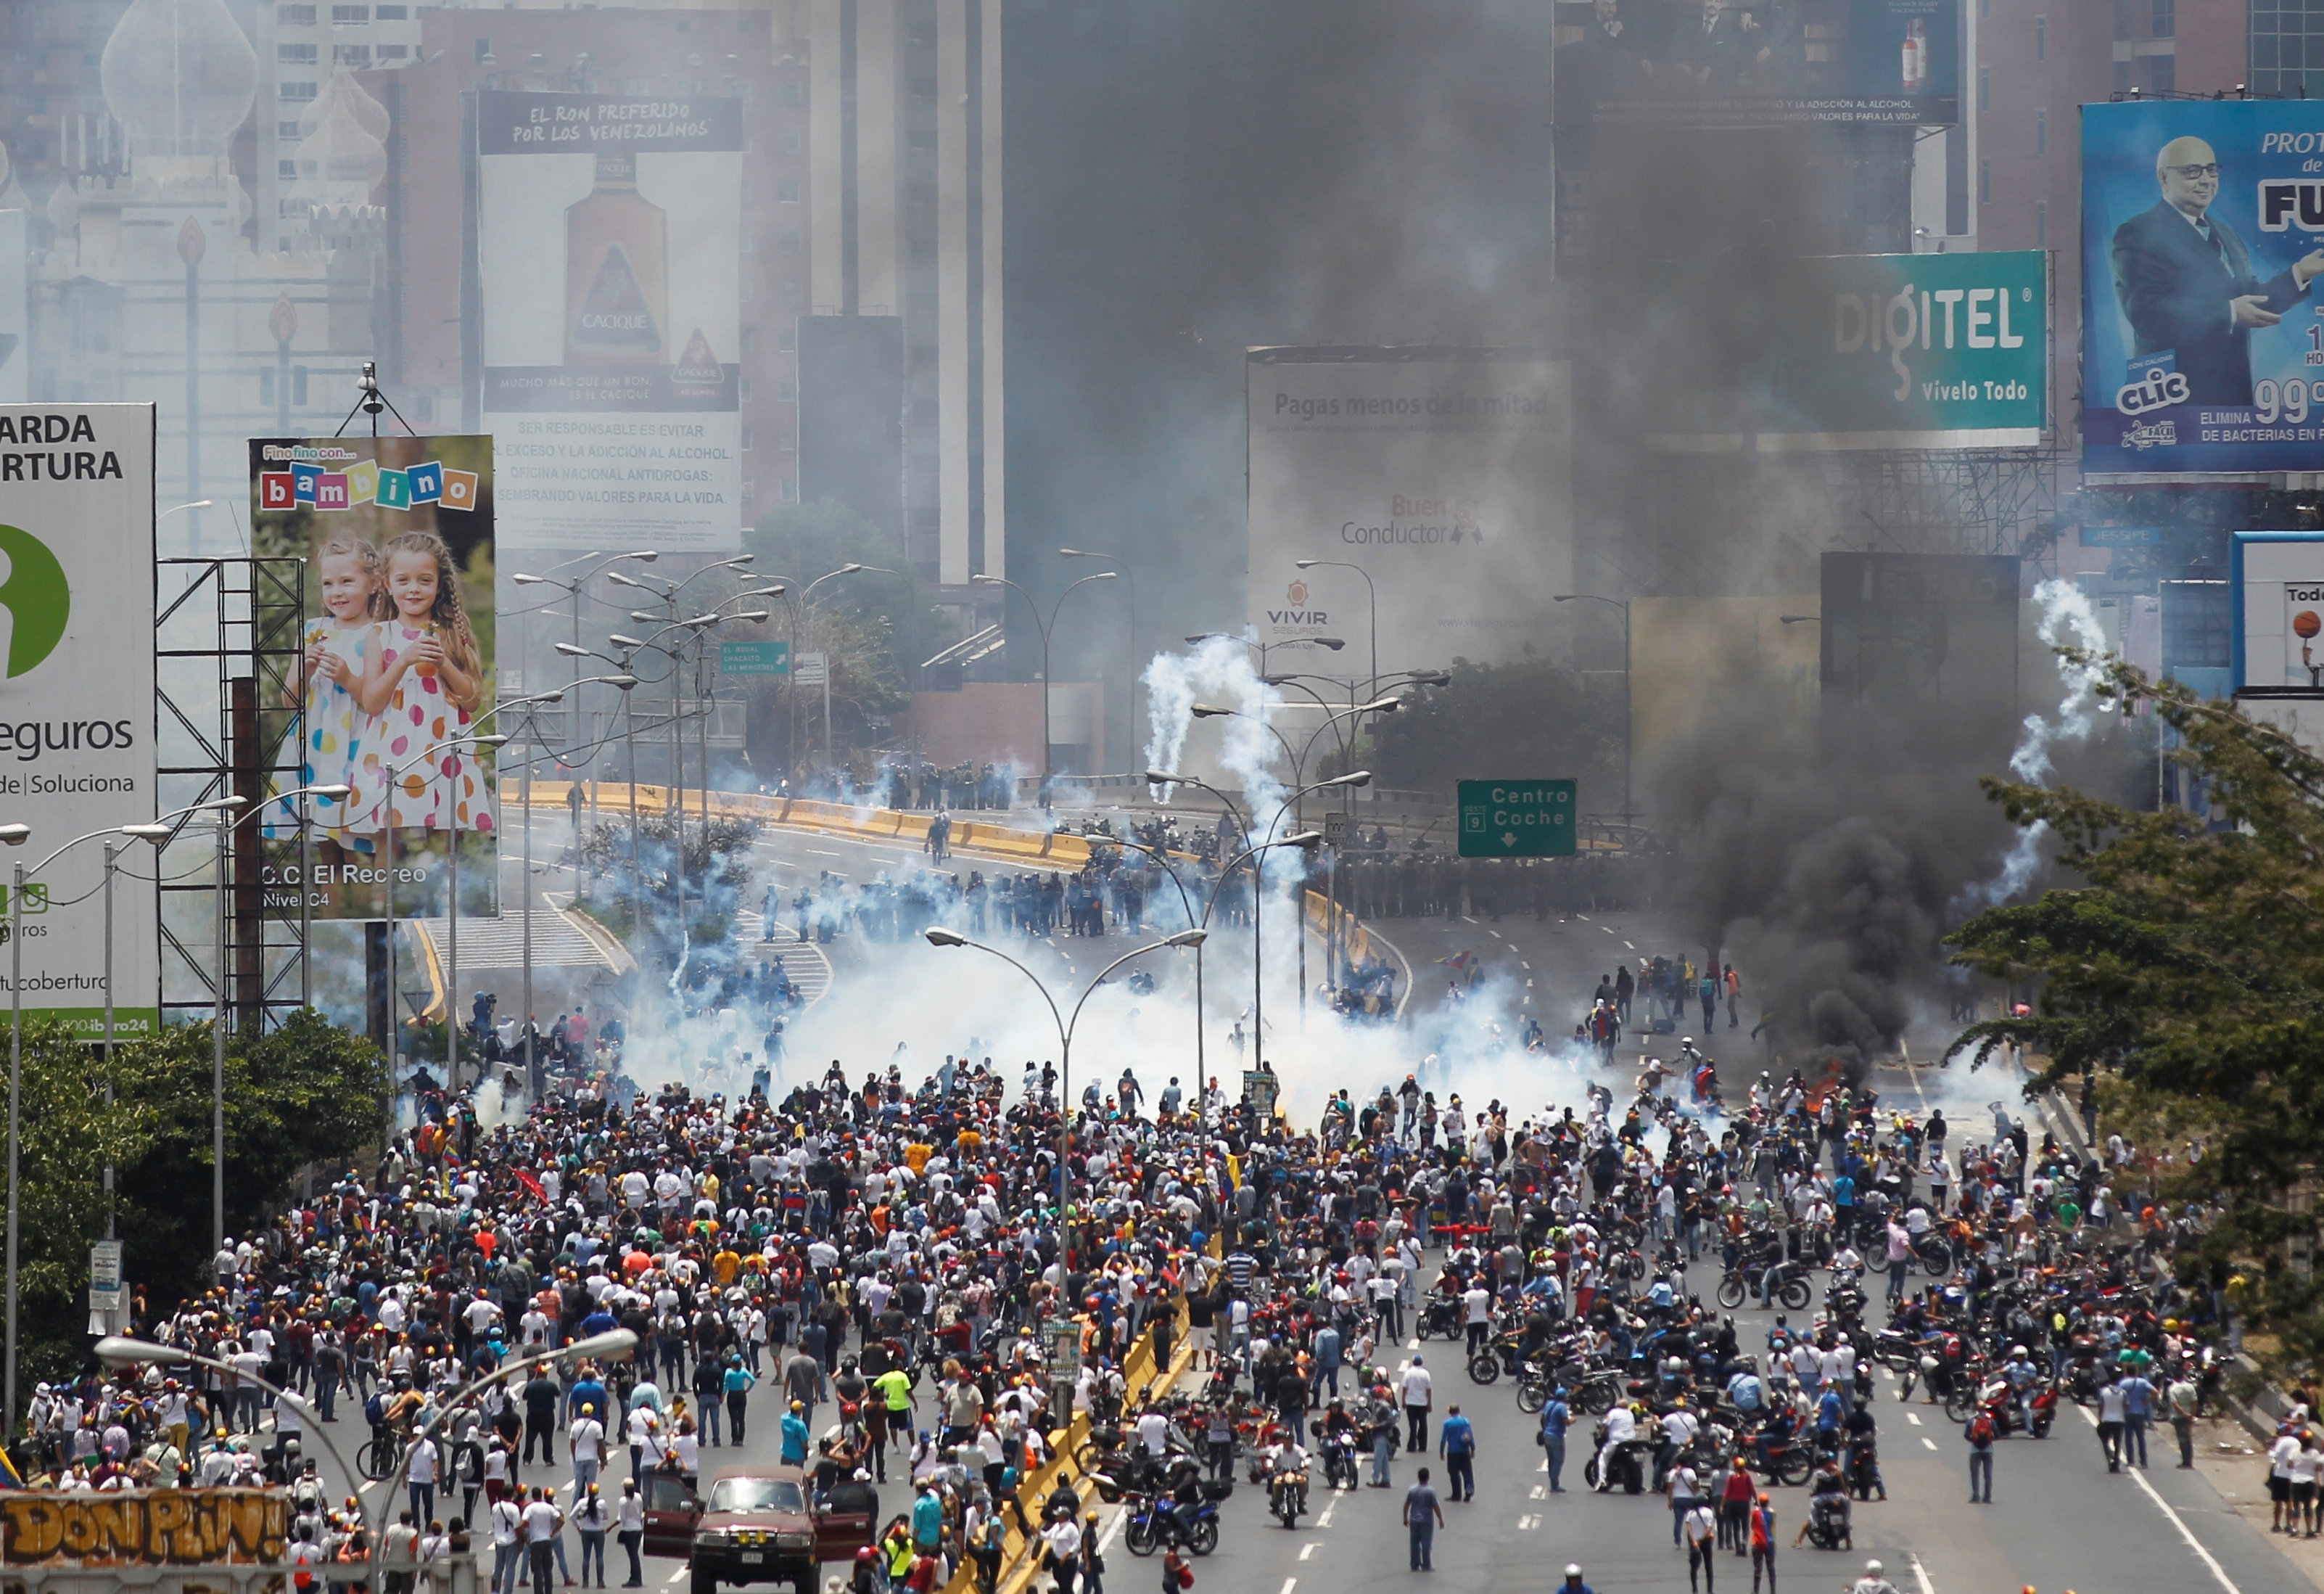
978, 571, 1118, 802
922, 929, 1202, 1254
96, 1336, 371, 1542
371, 1328, 638, 1583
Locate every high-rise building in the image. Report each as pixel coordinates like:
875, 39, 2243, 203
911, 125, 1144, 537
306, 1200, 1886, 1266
804, 0, 1003, 586
31, 0, 387, 556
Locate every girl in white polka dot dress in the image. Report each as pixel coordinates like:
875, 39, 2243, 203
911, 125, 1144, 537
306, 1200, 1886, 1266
261, 533, 384, 860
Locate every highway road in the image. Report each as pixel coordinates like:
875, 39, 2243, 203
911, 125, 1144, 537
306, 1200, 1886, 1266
395, 815, 2313, 1594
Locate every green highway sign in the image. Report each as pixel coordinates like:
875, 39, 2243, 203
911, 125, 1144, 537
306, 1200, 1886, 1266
718, 640, 791, 677
1457, 779, 1577, 858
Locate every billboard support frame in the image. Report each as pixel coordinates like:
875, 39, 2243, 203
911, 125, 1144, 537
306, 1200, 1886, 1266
154, 557, 310, 1034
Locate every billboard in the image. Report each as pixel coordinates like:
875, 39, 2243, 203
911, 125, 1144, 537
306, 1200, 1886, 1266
248, 435, 498, 921
2084, 99, 2324, 477
477, 91, 744, 551
1649, 252, 2045, 449
2230, 531, 2324, 692
0, 405, 157, 1035
1819, 552, 2020, 723
1246, 348, 1573, 675
1556, 0, 1958, 126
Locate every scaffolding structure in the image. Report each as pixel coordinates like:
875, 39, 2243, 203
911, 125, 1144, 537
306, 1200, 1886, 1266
1806, 445, 2075, 558
154, 556, 310, 1032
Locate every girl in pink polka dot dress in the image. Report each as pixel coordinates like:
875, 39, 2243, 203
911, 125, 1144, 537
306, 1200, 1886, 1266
349, 530, 494, 840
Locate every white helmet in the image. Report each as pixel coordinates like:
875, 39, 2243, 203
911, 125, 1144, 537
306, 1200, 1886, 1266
1565, 1567, 1582, 1579
1866, 1561, 1884, 1575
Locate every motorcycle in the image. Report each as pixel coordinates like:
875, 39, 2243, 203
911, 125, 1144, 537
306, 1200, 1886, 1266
1739, 1427, 1816, 1487
1581, 1420, 1653, 1494
1847, 1436, 1883, 1500
1269, 1468, 1309, 1529
1322, 1433, 1359, 1492
1945, 1373, 2056, 1438
1414, 1298, 1462, 1341
1717, 1261, 1813, 1312
1801, 1490, 1853, 1550
1123, 1493, 1221, 1558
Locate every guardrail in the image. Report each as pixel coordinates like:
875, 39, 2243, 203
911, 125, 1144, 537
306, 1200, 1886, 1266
940, 1297, 1199, 1594
506, 781, 1098, 871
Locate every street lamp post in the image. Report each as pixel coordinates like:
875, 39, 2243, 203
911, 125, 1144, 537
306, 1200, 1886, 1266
96, 1337, 371, 1539
759, 565, 886, 790
0, 797, 248, 1437
1059, 550, 1140, 773
923, 928, 1203, 1260
511, 551, 660, 797
1294, 559, 1379, 706
1554, 593, 1633, 826
371, 1328, 638, 1582
976, 571, 1118, 802
373, 691, 564, 1090
1097, 834, 1208, 1080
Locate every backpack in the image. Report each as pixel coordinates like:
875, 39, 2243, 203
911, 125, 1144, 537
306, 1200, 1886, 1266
1968, 1412, 1995, 1446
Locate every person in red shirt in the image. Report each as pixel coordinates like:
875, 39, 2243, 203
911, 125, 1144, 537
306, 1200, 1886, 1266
1749, 1492, 1777, 1594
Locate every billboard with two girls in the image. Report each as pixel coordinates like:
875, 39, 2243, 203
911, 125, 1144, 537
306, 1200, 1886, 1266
247, 436, 498, 921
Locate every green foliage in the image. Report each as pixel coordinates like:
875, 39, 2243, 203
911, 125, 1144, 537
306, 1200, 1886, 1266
1945, 656, 2324, 1378
1324, 657, 1623, 802
0, 1020, 154, 1381
111, 1011, 389, 1334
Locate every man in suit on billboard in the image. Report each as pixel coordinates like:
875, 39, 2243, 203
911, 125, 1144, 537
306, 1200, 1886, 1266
2111, 134, 2324, 405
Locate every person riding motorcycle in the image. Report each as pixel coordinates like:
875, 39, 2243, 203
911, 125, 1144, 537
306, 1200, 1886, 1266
1318, 1400, 1359, 1487
1264, 1437, 1311, 1518
1848, 1559, 1902, 1594
1155, 1456, 1206, 1542
1594, 1401, 1641, 1492
2003, 1345, 2042, 1431
1753, 1402, 1797, 1473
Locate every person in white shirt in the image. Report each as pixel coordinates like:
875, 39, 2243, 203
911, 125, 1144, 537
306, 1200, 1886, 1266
1401, 1357, 1435, 1450
488, 1494, 525, 1594
1595, 1402, 1639, 1494
569, 1404, 606, 1494
615, 1480, 646, 1589
406, 1434, 440, 1527
521, 1487, 565, 1594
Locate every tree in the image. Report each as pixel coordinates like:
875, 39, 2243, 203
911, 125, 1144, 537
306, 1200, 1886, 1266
742, 501, 956, 773
0, 1020, 153, 1381
112, 1011, 389, 1324
1323, 657, 1622, 801
1945, 657, 2324, 1377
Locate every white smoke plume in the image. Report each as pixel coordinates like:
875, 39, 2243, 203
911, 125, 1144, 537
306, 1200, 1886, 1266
1956, 577, 2113, 911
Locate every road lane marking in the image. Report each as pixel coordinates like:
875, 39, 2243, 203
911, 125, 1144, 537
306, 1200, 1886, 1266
1921, 1437, 1937, 1450
1905, 1412, 1921, 1425
1317, 1503, 1334, 1528
1300, 1545, 1317, 1561
1517, 1513, 1540, 1530
1525, 979, 1534, 988
1529, 1485, 1546, 1499
807, 848, 843, 857
1625, 940, 1636, 950
1282, 1580, 1298, 1594
1488, 929, 1502, 939
1521, 961, 1531, 970
2126, 1458, 2243, 1594
664, 1569, 687, 1586
1910, 1553, 1937, 1594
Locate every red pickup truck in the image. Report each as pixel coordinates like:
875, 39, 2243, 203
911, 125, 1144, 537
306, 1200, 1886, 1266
642, 1468, 878, 1594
